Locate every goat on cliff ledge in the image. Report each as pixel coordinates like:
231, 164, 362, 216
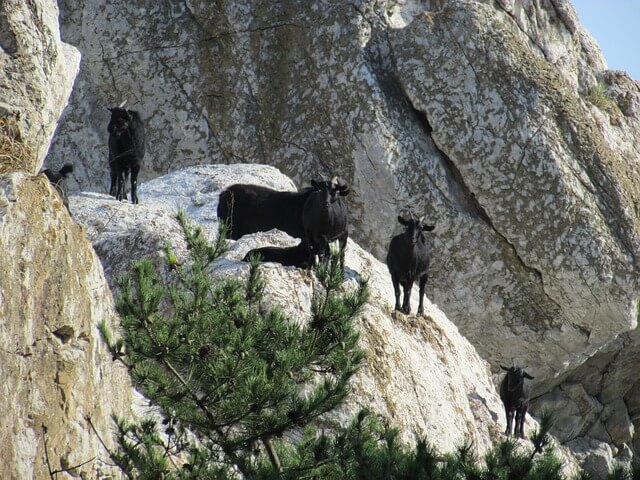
107, 103, 145, 204
386, 212, 435, 315
499, 363, 534, 439
41, 163, 73, 213
301, 176, 349, 260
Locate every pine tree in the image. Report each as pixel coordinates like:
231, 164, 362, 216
99, 212, 580, 479
99, 212, 368, 478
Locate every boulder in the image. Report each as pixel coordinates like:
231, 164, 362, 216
531, 383, 603, 442
566, 438, 615, 480
601, 399, 634, 447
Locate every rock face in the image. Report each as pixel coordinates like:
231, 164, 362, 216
0, 173, 133, 479
390, 1, 640, 388
45, 0, 640, 472
0, 0, 80, 170
70, 164, 509, 456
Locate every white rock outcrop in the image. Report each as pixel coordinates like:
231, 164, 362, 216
70, 164, 508, 455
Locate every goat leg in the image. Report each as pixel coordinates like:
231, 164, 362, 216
130, 164, 140, 204
116, 172, 125, 201
390, 273, 401, 311
417, 274, 428, 315
401, 280, 412, 314
505, 407, 514, 436
109, 168, 117, 197
338, 231, 348, 266
516, 406, 527, 439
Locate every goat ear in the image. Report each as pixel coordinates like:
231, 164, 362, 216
500, 365, 510, 371
338, 187, 349, 196
523, 372, 534, 379
398, 215, 409, 226
422, 224, 435, 232
310, 180, 319, 189
107, 107, 114, 113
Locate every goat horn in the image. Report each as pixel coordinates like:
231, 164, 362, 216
330, 175, 338, 185
419, 215, 425, 223
118, 100, 127, 108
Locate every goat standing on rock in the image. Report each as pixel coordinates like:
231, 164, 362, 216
499, 363, 534, 439
302, 177, 349, 260
217, 183, 316, 240
107, 102, 145, 204
386, 213, 435, 315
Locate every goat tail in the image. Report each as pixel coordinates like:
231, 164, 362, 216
59, 163, 74, 177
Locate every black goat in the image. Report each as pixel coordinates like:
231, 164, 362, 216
302, 177, 349, 259
217, 184, 315, 240
41, 163, 73, 213
386, 213, 435, 315
499, 364, 534, 438
107, 104, 145, 204
242, 240, 313, 269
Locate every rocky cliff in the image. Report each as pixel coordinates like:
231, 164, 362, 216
1, 0, 637, 475
45, 0, 640, 469
0, 1, 135, 477
0, 174, 133, 478
0, 0, 79, 170
69, 164, 509, 456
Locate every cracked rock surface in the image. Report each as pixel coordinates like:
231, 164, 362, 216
0, 0, 80, 169
0, 173, 133, 479
70, 163, 512, 458
44, 0, 640, 473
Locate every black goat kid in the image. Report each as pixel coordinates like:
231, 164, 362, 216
499, 364, 534, 438
302, 177, 349, 259
243, 240, 313, 269
107, 105, 145, 204
386, 214, 435, 315
41, 163, 73, 213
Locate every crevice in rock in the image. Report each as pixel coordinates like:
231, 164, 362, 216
0, 346, 34, 357
53, 325, 75, 344
357, 5, 574, 325
595, 348, 623, 404
402, 95, 568, 321
0, 12, 17, 55
410, 106, 491, 225
494, 1, 551, 64
352, 6, 466, 213
98, 39, 121, 102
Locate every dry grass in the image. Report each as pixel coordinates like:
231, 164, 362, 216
585, 82, 613, 112
0, 117, 34, 175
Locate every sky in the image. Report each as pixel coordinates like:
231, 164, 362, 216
571, 0, 640, 80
